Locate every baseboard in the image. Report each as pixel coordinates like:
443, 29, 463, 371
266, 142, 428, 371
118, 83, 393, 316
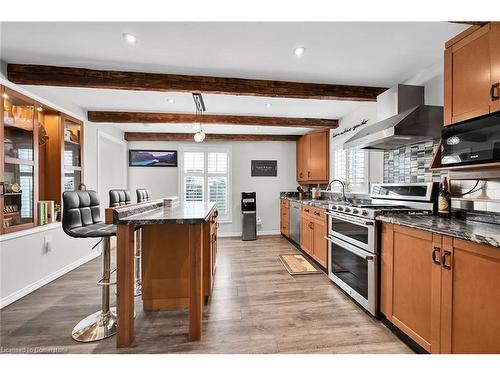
218, 230, 280, 238
0, 251, 101, 309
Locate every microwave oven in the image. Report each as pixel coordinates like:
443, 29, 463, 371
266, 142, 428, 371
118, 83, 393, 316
441, 112, 500, 166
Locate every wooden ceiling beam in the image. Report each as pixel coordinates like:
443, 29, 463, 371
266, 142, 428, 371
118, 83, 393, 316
88, 111, 338, 129
124, 132, 300, 142
7, 64, 386, 101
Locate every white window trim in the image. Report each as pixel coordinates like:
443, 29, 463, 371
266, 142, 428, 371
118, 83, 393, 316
331, 148, 370, 194
178, 144, 233, 223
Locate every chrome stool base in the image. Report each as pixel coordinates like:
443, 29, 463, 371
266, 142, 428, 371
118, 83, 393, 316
71, 310, 117, 342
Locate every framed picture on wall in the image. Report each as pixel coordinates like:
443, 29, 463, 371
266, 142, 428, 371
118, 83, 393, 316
129, 150, 178, 167
251, 160, 278, 176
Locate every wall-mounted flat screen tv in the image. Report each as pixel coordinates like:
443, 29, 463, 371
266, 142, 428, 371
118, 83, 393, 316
129, 150, 178, 167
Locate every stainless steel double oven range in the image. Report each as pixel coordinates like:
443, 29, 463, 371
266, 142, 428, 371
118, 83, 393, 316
326, 182, 438, 316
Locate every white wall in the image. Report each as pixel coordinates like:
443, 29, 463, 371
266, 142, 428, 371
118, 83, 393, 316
329, 102, 383, 194
127, 140, 297, 236
0, 65, 126, 307
331, 61, 447, 195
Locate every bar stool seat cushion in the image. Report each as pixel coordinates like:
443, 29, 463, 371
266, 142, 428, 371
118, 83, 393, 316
63, 190, 117, 238
69, 222, 117, 238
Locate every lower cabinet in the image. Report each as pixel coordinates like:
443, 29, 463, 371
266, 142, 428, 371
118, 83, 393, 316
300, 215, 313, 255
300, 205, 327, 268
381, 222, 500, 354
280, 199, 290, 237
203, 210, 218, 298
441, 238, 500, 354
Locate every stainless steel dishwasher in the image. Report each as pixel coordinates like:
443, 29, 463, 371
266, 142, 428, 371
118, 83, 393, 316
289, 201, 301, 245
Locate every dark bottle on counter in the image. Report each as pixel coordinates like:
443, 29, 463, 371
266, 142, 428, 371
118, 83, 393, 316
438, 176, 451, 218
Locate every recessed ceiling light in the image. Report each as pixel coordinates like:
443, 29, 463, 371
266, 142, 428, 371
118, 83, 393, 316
36, 106, 43, 112
255, 126, 259, 130
184, 125, 189, 129
123, 33, 137, 45
2, 93, 8, 99
167, 98, 175, 104
266, 103, 272, 108
294, 46, 306, 56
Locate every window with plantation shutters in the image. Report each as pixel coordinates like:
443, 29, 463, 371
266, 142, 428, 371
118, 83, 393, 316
332, 148, 369, 192
179, 145, 232, 222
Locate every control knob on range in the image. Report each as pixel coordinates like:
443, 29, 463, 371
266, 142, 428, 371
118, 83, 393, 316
361, 210, 368, 216
337, 206, 344, 211
344, 207, 351, 213
352, 208, 359, 214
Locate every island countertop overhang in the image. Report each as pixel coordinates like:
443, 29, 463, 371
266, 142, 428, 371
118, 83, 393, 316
113, 200, 218, 225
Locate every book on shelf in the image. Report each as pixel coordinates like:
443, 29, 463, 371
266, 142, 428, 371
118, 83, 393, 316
38, 201, 55, 225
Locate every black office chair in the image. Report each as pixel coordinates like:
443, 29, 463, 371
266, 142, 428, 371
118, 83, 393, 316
62, 190, 117, 342
109, 189, 132, 207
136, 188, 151, 203
109, 189, 142, 297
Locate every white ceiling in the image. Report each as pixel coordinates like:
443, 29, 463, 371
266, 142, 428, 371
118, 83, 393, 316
0, 22, 468, 135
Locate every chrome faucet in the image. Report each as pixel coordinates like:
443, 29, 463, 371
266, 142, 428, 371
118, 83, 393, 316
326, 179, 347, 202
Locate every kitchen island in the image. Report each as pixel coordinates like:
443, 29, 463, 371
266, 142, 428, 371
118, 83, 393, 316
111, 200, 218, 348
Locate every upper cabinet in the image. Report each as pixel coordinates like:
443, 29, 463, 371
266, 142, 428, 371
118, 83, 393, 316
1, 85, 84, 234
296, 129, 329, 184
1, 87, 38, 233
62, 115, 84, 191
444, 22, 500, 125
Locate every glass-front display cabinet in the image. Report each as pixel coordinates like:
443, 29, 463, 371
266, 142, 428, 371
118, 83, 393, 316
62, 115, 83, 191
1, 86, 38, 233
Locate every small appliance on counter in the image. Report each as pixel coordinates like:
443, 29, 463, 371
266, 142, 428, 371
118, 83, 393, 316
326, 182, 438, 316
241, 192, 257, 241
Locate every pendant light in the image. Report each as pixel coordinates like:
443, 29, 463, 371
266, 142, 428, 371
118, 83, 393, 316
194, 130, 206, 142
192, 93, 206, 142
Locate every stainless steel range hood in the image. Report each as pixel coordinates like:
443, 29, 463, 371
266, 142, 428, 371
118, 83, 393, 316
343, 84, 443, 150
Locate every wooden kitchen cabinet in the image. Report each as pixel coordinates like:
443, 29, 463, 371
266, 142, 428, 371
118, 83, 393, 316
311, 212, 327, 267
440, 238, 500, 354
280, 198, 290, 237
203, 210, 218, 299
490, 22, 500, 113
300, 204, 327, 268
296, 129, 329, 184
300, 215, 313, 255
444, 22, 500, 125
381, 223, 500, 354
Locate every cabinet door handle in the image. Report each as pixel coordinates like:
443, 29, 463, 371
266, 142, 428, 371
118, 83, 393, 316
299, 173, 303, 178
314, 211, 321, 216
304, 208, 310, 213
432, 246, 441, 265
491, 82, 499, 101
442, 250, 452, 270
308, 171, 311, 177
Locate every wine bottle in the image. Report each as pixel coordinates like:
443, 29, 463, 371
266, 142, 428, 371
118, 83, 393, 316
438, 176, 451, 218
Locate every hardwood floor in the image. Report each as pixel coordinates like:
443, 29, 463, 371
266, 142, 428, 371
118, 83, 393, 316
0, 235, 412, 354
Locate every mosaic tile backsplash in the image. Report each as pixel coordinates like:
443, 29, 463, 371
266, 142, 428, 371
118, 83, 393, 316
383, 140, 441, 183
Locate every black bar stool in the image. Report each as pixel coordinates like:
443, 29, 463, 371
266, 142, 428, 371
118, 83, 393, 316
109, 189, 142, 297
136, 188, 151, 203
62, 190, 117, 342
109, 189, 131, 207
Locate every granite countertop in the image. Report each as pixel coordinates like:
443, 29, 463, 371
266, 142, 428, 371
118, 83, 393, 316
280, 195, 332, 209
377, 214, 500, 248
115, 201, 217, 225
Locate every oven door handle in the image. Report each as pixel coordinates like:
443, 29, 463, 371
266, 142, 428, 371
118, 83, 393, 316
327, 211, 375, 227
325, 236, 374, 261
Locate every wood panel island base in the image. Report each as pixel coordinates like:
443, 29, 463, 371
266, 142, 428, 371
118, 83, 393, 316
110, 200, 218, 348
